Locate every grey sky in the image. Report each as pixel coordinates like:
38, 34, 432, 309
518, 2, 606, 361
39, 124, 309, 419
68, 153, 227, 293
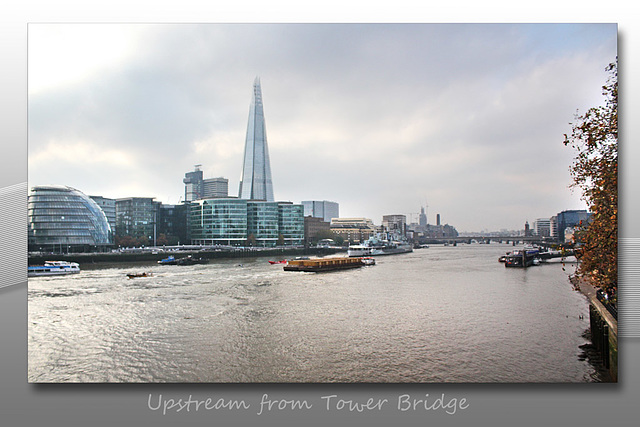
28, 23, 617, 232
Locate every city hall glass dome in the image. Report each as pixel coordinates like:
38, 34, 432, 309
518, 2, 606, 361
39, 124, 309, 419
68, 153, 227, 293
28, 185, 112, 252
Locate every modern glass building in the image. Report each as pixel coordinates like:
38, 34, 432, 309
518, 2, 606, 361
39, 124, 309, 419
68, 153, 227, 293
302, 200, 339, 223
189, 198, 248, 246
278, 202, 305, 246
189, 199, 304, 247
115, 197, 157, 240
247, 201, 279, 246
183, 165, 204, 202
238, 77, 275, 202
28, 185, 112, 253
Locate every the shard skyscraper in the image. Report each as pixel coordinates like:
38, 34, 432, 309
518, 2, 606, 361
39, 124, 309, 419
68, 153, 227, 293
238, 77, 275, 202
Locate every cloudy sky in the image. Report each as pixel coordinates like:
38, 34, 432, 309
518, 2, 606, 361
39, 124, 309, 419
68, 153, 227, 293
28, 23, 617, 232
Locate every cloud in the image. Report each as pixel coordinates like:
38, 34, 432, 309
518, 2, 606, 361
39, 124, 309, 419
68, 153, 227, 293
28, 23, 616, 231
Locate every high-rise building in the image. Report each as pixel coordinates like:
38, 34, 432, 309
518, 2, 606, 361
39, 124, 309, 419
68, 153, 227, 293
533, 218, 551, 237
238, 77, 275, 202
203, 177, 229, 198
419, 206, 427, 227
382, 214, 407, 235
184, 165, 204, 202
302, 200, 339, 223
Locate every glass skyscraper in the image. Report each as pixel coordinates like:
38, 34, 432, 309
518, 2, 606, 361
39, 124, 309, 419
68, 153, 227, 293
238, 77, 275, 202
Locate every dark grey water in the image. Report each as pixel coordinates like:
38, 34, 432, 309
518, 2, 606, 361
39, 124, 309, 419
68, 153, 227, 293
28, 244, 598, 383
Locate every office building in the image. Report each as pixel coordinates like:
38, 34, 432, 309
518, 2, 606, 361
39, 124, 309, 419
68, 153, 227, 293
304, 216, 331, 246
156, 203, 188, 245
189, 198, 303, 247
533, 218, 551, 237
555, 210, 591, 243
330, 218, 377, 244
302, 200, 339, 223
90, 195, 116, 235
203, 177, 229, 198
28, 185, 112, 253
278, 202, 305, 246
115, 197, 157, 240
382, 214, 407, 235
238, 77, 275, 202
183, 165, 204, 202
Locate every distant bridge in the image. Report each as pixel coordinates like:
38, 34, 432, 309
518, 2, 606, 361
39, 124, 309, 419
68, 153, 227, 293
421, 236, 565, 248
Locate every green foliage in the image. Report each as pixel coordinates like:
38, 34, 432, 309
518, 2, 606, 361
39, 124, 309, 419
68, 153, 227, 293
563, 61, 617, 289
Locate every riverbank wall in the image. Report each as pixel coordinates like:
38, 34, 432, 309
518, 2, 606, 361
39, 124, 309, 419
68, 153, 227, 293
28, 247, 340, 267
575, 278, 618, 382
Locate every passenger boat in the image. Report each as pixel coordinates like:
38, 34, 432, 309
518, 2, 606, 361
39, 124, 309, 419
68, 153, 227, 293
28, 261, 80, 277
284, 257, 373, 272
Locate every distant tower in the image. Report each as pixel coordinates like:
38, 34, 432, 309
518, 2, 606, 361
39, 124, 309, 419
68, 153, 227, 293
184, 165, 204, 202
419, 206, 427, 227
238, 77, 275, 202
436, 214, 441, 226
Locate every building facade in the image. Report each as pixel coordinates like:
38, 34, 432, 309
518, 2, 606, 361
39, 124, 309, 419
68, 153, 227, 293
189, 198, 303, 247
89, 195, 116, 236
301, 200, 339, 223
238, 77, 275, 202
382, 214, 407, 236
28, 185, 112, 253
203, 177, 229, 198
533, 218, 551, 237
278, 202, 305, 246
330, 217, 377, 244
156, 203, 188, 245
304, 216, 331, 246
115, 197, 157, 241
555, 210, 591, 243
183, 166, 204, 202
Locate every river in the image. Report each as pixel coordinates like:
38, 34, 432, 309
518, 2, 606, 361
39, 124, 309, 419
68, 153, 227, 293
28, 243, 600, 383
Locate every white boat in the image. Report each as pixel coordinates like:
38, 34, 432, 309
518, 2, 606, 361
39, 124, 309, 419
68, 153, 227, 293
348, 234, 413, 257
28, 261, 80, 277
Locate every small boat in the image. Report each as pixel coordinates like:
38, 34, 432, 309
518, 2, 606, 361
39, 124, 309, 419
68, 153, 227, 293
361, 257, 376, 266
158, 255, 178, 265
158, 255, 208, 266
126, 272, 153, 279
175, 255, 208, 265
28, 261, 80, 277
268, 260, 287, 265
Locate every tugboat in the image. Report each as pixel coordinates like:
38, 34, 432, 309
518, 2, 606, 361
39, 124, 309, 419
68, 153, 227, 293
28, 261, 80, 277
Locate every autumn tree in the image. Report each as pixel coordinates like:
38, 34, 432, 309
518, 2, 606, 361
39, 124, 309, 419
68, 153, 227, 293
564, 60, 617, 291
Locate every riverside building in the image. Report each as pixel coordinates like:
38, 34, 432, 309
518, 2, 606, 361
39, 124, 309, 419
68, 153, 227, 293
302, 200, 339, 223
28, 185, 113, 253
188, 199, 303, 246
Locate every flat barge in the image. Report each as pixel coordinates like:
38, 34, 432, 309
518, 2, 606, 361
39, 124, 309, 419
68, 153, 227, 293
284, 257, 372, 272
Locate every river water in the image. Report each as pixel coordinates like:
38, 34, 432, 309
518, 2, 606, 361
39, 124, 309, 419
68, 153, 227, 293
28, 243, 599, 383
